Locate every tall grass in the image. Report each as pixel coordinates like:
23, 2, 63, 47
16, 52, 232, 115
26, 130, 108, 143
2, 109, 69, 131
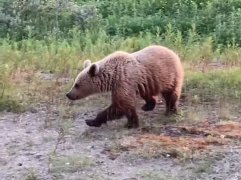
185, 68, 241, 101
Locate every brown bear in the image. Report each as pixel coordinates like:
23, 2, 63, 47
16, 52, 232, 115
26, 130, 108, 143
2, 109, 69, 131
66, 45, 184, 128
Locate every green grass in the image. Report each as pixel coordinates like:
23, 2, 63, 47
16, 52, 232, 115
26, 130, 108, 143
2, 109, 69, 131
0, 34, 240, 112
0, 82, 26, 112
0, 97, 25, 113
185, 68, 241, 101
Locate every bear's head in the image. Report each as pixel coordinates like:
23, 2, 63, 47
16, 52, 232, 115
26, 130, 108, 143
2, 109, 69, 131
66, 59, 100, 100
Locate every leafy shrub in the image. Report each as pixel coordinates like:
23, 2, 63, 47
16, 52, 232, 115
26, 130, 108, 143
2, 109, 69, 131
0, 0, 241, 46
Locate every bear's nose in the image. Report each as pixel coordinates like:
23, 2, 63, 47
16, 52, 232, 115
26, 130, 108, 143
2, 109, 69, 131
66, 93, 71, 99
66, 93, 76, 100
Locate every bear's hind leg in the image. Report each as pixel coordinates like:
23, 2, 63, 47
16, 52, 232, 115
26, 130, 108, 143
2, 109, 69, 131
85, 105, 124, 127
162, 91, 178, 116
141, 97, 156, 111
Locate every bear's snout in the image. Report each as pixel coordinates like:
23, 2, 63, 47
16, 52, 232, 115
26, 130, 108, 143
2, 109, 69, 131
66, 92, 75, 100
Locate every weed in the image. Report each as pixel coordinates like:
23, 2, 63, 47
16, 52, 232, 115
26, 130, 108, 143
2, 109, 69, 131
139, 171, 176, 180
0, 97, 25, 113
194, 161, 213, 174
49, 154, 95, 174
24, 168, 39, 180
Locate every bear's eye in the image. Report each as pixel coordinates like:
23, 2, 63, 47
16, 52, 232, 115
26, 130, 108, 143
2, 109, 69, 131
74, 84, 80, 89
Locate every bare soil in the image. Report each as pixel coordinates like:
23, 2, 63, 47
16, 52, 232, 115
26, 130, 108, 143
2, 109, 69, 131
1, 72, 241, 180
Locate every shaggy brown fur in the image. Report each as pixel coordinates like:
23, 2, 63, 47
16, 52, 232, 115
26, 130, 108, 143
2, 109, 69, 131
66, 45, 184, 128
132, 45, 184, 114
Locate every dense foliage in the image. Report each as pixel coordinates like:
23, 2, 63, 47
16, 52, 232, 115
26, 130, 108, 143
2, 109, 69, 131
0, 0, 241, 46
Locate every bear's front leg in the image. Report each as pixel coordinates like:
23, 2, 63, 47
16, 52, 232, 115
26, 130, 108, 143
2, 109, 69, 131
125, 108, 139, 128
111, 86, 139, 128
85, 105, 124, 127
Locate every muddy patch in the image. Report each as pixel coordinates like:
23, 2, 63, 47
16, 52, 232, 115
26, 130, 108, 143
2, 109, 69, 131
106, 122, 241, 161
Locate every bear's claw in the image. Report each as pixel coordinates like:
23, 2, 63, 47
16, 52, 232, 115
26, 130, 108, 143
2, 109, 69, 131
85, 119, 103, 127
124, 122, 139, 129
141, 102, 156, 111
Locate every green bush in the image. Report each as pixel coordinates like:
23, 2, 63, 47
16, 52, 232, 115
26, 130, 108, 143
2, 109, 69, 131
0, 0, 241, 46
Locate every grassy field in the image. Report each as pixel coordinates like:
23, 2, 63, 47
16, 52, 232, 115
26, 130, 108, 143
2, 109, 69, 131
0, 31, 240, 113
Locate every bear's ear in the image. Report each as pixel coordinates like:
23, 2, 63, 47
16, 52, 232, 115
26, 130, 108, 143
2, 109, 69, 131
83, 59, 92, 69
88, 64, 99, 77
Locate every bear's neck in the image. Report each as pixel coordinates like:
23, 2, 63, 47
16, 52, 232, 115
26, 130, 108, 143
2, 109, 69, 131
96, 71, 115, 92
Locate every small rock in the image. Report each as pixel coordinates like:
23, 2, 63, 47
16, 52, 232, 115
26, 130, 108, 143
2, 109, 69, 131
109, 154, 118, 160
96, 160, 104, 165
25, 152, 35, 156
18, 163, 22, 166
221, 134, 225, 139
29, 107, 38, 113
35, 154, 43, 160
0, 158, 7, 166
25, 130, 32, 134
88, 145, 95, 149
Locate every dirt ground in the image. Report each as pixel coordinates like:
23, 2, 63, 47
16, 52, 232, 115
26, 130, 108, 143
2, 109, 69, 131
1, 72, 241, 180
